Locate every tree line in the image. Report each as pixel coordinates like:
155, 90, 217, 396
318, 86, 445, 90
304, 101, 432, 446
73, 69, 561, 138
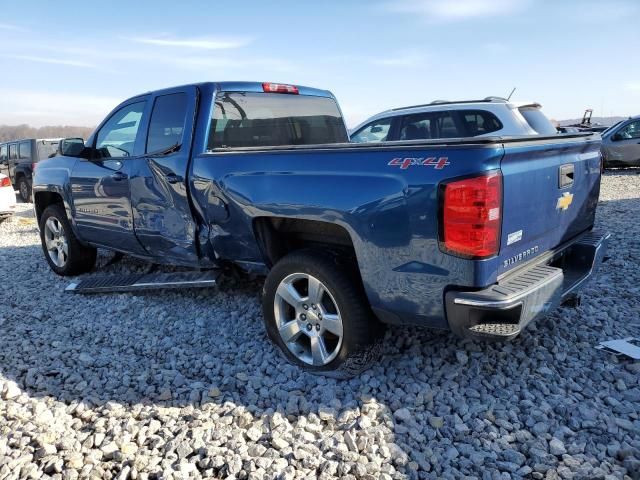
0, 125, 95, 143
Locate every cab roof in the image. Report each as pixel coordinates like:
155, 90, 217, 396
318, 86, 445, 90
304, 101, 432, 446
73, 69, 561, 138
135, 82, 334, 99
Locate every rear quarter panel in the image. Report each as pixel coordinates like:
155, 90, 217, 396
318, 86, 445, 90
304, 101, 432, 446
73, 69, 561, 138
191, 144, 503, 327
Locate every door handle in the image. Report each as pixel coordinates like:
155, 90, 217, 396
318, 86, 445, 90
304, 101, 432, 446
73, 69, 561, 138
111, 171, 128, 181
559, 164, 574, 188
165, 173, 184, 184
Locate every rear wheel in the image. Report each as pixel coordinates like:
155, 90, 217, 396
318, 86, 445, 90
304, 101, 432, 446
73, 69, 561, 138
17, 177, 31, 203
39, 204, 97, 276
262, 249, 384, 378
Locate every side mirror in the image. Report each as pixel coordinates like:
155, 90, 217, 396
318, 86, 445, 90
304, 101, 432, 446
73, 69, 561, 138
370, 126, 383, 133
59, 138, 86, 156
611, 133, 623, 141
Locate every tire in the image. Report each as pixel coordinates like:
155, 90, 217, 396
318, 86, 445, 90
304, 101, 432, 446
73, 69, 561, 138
17, 176, 31, 203
262, 249, 384, 378
39, 204, 97, 276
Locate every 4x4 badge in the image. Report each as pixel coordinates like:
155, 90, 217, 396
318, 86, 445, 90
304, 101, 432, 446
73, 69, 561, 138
556, 192, 574, 211
388, 157, 450, 170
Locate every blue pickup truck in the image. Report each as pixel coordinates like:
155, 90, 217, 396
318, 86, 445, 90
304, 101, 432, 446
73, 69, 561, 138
33, 82, 609, 376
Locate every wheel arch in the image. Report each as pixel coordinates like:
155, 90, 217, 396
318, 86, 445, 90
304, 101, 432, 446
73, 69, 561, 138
33, 189, 84, 243
13, 170, 25, 184
253, 216, 358, 268
34, 191, 64, 224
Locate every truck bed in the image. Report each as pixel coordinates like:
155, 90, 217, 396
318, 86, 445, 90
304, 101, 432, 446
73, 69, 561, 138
191, 132, 602, 329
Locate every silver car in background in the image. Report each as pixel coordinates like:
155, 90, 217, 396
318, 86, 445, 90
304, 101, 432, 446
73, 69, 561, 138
601, 116, 640, 168
350, 97, 557, 143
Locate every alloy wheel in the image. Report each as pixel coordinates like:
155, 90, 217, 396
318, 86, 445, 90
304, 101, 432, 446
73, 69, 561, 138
44, 217, 68, 267
274, 272, 344, 366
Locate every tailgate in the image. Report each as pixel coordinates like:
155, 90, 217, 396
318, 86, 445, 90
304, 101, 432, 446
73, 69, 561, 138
498, 135, 602, 276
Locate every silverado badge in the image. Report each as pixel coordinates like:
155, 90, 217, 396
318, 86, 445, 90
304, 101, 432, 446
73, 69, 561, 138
556, 192, 574, 211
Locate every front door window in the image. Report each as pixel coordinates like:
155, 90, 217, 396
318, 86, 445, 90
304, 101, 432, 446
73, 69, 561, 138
95, 102, 146, 159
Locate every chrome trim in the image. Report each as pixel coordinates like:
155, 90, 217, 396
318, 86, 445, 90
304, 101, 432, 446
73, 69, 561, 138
453, 297, 525, 308
455, 232, 609, 308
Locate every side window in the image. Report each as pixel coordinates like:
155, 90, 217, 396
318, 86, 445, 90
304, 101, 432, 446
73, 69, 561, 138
19, 141, 32, 160
436, 113, 459, 138
350, 118, 392, 143
9, 144, 17, 160
400, 113, 435, 140
400, 111, 462, 140
0, 145, 7, 162
146, 93, 188, 154
618, 121, 640, 140
95, 101, 146, 159
460, 110, 503, 136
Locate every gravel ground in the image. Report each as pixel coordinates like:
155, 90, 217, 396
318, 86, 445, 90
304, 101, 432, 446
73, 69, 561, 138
0, 172, 639, 480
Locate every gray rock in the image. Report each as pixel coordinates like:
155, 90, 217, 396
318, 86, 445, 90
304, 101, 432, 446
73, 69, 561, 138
101, 442, 119, 460
3, 381, 21, 399
456, 350, 469, 365
502, 449, 526, 466
344, 431, 358, 452
318, 406, 336, 421
0, 174, 637, 480
549, 438, 567, 456
246, 426, 262, 442
496, 461, 520, 473
271, 436, 289, 450
394, 408, 412, 422
429, 416, 444, 429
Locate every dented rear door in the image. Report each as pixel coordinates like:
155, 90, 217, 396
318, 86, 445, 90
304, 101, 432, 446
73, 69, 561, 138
129, 86, 200, 265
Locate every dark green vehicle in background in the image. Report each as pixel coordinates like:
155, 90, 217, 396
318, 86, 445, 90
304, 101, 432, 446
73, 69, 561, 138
0, 138, 61, 202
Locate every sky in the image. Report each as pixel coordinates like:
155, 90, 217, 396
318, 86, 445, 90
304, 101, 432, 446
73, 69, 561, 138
0, 0, 638, 129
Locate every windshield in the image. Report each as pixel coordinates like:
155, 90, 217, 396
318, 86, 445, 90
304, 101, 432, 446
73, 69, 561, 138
518, 107, 557, 135
601, 121, 622, 137
208, 92, 348, 149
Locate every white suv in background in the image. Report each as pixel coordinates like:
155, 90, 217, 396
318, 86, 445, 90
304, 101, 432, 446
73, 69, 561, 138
350, 97, 558, 143
0, 173, 16, 221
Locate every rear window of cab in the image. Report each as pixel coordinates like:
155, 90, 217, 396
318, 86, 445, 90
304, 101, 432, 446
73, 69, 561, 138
351, 109, 503, 142
208, 92, 348, 149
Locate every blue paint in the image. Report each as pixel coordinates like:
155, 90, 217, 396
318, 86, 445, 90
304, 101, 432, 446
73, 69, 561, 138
33, 82, 604, 330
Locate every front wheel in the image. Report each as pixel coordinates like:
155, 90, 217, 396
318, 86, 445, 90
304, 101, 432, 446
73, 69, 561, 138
39, 204, 97, 276
262, 249, 384, 378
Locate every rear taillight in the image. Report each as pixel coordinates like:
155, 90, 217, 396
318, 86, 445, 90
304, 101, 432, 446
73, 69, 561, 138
0, 177, 10, 187
262, 82, 299, 94
32, 162, 37, 172
440, 171, 502, 258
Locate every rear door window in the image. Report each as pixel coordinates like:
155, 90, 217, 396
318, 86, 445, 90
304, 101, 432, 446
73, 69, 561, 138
399, 111, 462, 140
146, 93, 188, 154
209, 92, 347, 149
19, 141, 31, 161
350, 118, 392, 143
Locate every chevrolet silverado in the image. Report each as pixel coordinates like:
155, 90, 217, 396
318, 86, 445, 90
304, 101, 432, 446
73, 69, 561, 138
32, 82, 609, 376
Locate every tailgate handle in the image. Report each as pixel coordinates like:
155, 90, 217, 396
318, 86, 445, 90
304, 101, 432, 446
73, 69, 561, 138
559, 164, 574, 188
